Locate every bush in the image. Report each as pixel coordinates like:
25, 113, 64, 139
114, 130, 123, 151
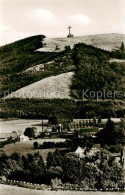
39, 141, 68, 149
24, 127, 35, 139
33, 142, 38, 149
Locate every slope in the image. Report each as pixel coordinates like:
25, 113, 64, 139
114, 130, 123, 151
5, 72, 74, 99
37, 33, 125, 52
0, 35, 74, 98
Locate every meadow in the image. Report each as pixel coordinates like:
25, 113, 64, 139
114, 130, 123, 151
0, 119, 47, 134
0, 184, 123, 195
0, 138, 66, 159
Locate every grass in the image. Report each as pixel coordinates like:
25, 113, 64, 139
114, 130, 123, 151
79, 128, 99, 134
5, 72, 74, 99
0, 184, 123, 195
0, 138, 66, 160
37, 33, 125, 52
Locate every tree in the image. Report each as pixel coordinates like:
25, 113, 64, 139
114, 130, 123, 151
120, 42, 124, 52
39, 132, 45, 138
89, 120, 92, 127
97, 118, 116, 145
49, 115, 58, 125
33, 141, 38, 149
79, 122, 82, 128
48, 166, 63, 179
64, 45, 71, 51
10, 152, 21, 161
74, 130, 79, 140
24, 127, 35, 139
62, 153, 83, 183
46, 152, 53, 169
83, 121, 85, 128
93, 117, 96, 127
98, 116, 102, 124
86, 121, 89, 127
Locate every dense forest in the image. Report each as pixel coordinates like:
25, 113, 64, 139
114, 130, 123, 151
0, 98, 124, 119
70, 43, 125, 99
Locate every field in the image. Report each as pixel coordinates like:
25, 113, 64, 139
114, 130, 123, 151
0, 138, 66, 159
5, 72, 74, 99
0, 119, 47, 134
0, 184, 123, 195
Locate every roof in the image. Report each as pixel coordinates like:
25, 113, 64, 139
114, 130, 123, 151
75, 146, 86, 158
92, 144, 101, 150
87, 144, 101, 156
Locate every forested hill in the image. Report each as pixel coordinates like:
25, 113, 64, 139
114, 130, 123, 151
0, 34, 125, 99
0, 34, 125, 119
0, 35, 73, 97
70, 43, 125, 99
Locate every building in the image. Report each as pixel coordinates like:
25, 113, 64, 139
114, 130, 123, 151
75, 144, 101, 158
75, 146, 86, 158
87, 144, 101, 156
19, 135, 29, 142
11, 131, 19, 139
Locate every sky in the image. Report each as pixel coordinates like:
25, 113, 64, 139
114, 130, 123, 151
0, 0, 125, 46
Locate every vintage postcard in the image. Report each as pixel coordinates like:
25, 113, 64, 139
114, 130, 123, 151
0, 0, 125, 194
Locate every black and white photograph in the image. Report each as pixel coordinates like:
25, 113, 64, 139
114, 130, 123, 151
0, 0, 125, 194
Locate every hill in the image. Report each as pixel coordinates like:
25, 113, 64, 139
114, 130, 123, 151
4, 37, 125, 100
0, 34, 125, 119
0, 35, 74, 97
37, 33, 125, 52
0, 33, 124, 99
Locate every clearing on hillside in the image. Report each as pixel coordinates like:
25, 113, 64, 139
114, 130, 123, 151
5, 72, 74, 99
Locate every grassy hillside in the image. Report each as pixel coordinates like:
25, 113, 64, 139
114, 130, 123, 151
37, 33, 125, 52
6, 72, 74, 99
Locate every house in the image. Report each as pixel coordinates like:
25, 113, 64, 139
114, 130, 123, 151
19, 135, 29, 142
75, 144, 101, 158
11, 131, 19, 139
75, 146, 86, 158
87, 144, 101, 156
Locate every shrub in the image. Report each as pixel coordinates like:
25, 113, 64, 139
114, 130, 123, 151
33, 142, 38, 149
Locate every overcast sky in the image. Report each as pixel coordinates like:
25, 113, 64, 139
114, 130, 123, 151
0, 0, 125, 46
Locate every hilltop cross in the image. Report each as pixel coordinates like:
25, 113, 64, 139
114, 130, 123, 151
67, 25, 74, 37
68, 25, 72, 35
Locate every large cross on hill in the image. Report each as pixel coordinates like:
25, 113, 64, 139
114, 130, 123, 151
67, 25, 74, 37
67, 25, 72, 35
